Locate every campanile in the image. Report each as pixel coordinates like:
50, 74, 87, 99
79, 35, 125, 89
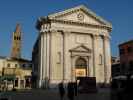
11, 23, 21, 58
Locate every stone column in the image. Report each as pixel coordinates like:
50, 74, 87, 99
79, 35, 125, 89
86, 56, 90, 76
92, 34, 99, 77
103, 36, 111, 84
49, 31, 52, 82
70, 55, 75, 82
62, 31, 65, 82
38, 32, 43, 88
46, 32, 50, 79
44, 32, 49, 88
42, 24, 51, 88
64, 30, 72, 83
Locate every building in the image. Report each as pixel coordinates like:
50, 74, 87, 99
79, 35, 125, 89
0, 56, 6, 76
111, 56, 120, 77
32, 5, 112, 88
11, 23, 21, 59
0, 57, 32, 90
0, 24, 32, 91
119, 40, 133, 75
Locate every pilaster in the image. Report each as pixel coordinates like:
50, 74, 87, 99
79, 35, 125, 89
103, 35, 111, 84
92, 34, 99, 78
39, 32, 43, 88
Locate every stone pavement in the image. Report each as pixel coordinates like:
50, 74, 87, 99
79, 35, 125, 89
0, 88, 111, 100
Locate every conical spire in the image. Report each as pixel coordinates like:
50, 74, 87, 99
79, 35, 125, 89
15, 23, 21, 33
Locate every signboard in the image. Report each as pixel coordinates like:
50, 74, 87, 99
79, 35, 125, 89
75, 69, 86, 77
77, 77, 97, 93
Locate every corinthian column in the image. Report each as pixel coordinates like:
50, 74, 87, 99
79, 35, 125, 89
103, 36, 111, 84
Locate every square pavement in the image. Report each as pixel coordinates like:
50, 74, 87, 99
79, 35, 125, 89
0, 88, 111, 100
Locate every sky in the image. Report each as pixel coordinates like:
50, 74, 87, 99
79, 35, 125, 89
0, 0, 133, 59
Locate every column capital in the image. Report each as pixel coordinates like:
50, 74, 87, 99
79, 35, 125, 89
103, 36, 111, 41
50, 29, 58, 33
99, 35, 111, 40
40, 23, 51, 32
91, 34, 99, 39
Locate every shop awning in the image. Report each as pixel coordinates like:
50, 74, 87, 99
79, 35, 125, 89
0, 75, 16, 81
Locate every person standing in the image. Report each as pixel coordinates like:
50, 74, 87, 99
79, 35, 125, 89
58, 82, 65, 100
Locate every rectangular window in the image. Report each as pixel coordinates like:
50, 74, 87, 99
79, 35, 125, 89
23, 64, 25, 68
127, 47, 132, 53
121, 63, 125, 73
120, 48, 125, 55
129, 61, 133, 71
15, 64, 17, 68
15, 79, 18, 87
7, 63, 10, 67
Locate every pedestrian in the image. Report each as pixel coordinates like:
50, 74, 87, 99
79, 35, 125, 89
67, 82, 75, 100
125, 74, 132, 99
73, 82, 78, 96
58, 82, 65, 100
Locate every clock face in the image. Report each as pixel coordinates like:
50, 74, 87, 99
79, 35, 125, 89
77, 13, 84, 21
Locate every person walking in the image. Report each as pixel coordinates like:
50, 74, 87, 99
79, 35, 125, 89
67, 82, 75, 100
58, 82, 65, 100
73, 82, 78, 96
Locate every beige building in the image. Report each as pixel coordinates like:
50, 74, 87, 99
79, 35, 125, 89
0, 57, 32, 90
32, 5, 112, 88
0, 56, 5, 76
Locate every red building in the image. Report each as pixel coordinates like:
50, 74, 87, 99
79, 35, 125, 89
111, 56, 120, 77
119, 40, 133, 75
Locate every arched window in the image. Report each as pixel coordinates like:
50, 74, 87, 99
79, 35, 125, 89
75, 57, 87, 68
14, 36, 16, 40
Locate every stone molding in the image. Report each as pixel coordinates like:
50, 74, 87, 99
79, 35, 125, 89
50, 19, 112, 32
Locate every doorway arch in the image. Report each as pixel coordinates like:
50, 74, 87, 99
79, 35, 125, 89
75, 57, 87, 77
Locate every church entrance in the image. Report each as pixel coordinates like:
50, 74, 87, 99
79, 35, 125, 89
75, 57, 87, 78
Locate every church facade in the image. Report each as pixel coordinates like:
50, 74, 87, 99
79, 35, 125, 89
32, 5, 112, 88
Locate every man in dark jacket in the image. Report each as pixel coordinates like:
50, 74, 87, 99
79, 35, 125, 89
67, 82, 75, 100
58, 82, 65, 100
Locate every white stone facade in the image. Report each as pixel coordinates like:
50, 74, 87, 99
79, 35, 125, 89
32, 5, 112, 88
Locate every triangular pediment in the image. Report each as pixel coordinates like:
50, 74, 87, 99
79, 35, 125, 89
48, 5, 112, 27
70, 45, 91, 53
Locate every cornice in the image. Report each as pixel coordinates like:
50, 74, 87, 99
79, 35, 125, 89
37, 5, 112, 33
50, 19, 112, 32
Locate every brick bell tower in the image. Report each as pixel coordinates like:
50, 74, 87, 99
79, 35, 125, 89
11, 23, 22, 59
